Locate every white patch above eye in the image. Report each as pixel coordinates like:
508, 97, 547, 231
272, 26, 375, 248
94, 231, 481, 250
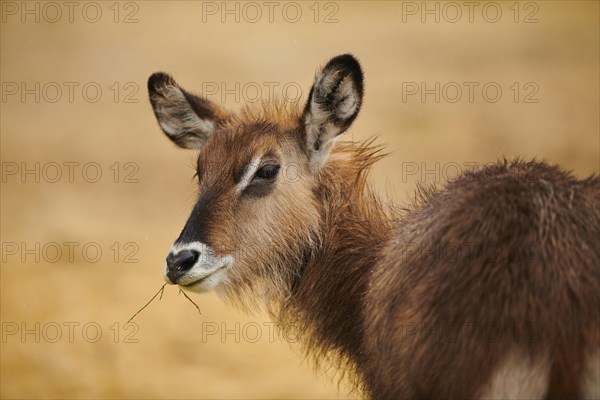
236, 157, 262, 193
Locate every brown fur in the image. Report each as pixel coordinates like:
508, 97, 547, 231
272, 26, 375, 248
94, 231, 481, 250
148, 55, 600, 399
361, 160, 599, 399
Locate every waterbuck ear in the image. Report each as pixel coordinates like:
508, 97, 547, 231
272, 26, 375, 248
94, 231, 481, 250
148, 72, 227, 149
303, 54, 364, 165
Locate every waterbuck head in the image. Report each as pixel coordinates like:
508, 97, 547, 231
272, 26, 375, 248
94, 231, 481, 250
148, 54, 364, 302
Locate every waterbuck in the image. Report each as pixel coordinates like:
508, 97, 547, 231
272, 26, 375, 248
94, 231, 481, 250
147, 54, 599, 399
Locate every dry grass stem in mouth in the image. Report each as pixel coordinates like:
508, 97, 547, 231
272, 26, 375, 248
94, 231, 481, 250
127, 283, 167, 324
127, 283, 202, 324
179, 288, 202, 315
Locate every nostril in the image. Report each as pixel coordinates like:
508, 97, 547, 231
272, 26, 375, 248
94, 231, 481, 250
166, 252, 177, 269
166, 249, 200, 273
176, 250, 199, 271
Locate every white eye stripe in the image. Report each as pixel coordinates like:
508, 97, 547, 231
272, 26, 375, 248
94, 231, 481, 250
236, 157, 262, 193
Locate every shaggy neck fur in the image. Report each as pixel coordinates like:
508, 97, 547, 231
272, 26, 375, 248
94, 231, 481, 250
278, 140, 394, 386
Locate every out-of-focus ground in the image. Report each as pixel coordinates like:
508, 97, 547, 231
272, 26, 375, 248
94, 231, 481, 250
1, 1, 598, 399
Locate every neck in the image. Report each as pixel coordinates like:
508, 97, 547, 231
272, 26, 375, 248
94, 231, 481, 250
279, 141, 393, 378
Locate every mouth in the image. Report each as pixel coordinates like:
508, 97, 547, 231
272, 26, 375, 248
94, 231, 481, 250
179, 275, 209, 287
178, 266, 226, 288
165, 263, 230, 293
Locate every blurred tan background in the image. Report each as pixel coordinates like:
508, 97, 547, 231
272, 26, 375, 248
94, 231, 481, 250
1, 1, 598, 399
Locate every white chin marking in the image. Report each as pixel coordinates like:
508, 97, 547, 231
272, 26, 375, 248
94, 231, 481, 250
163, 241, 234, 291
180, 268, 228, 293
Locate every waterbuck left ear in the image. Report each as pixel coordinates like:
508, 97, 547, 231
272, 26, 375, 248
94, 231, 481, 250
148, 72, 228, 149
303, 54, 364, 165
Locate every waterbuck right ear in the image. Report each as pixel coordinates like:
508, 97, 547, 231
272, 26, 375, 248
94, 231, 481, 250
303, 54, 364, 166
148, 72, 228, 149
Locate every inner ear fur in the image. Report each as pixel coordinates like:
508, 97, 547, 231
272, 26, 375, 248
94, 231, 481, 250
148, 72, 228, 149
303, 54, 364, 164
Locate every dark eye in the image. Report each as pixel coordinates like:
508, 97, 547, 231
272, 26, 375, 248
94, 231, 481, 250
254, 164, 280, 181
